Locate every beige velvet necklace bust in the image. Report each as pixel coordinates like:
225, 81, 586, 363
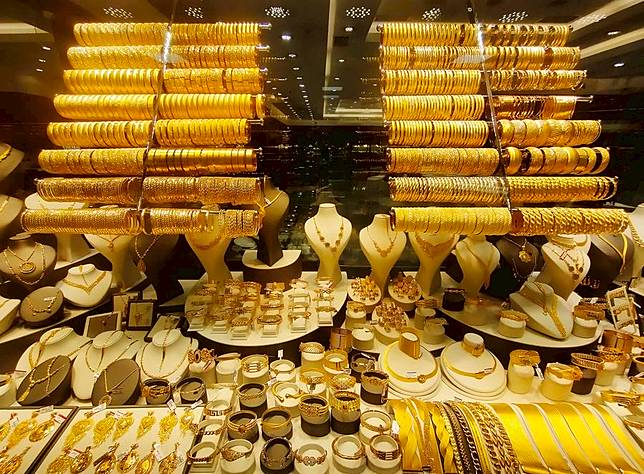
454, 235, 499, 299
0, 233, 56, 291
304, 204, 351, 285
409, 232, 458, 296
535, 234, 589, 300
359, 214, 406, 291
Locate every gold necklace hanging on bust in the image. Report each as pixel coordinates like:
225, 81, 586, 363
553, 247, 584, 280
313, 216, 345, 253
414, 234, 455, 257
134, 235, 160, 273
62, 268, 107, 294
367, 227, 397, 258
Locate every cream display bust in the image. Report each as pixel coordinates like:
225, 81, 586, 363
0, 295, 20, 335
136, 329, 197, 384
85, 231, 143, 290
510, 281, 573, 339
0, 233, 56, 291
24, 193, 92, 264
0, 195, 24, 243
534, 234, 590, 300
304, 204, 351, 285
56, 264, 113, 307
627, 204, 644, 289
454, 235, 499, 299
15, 326, 90, 375
409, 232, 458, 296
186, 224, 233, 283
359, 214, 406, 291
71, 330, 142, 399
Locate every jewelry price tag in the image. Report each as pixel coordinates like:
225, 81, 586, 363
534, 365, 544, 380
113, 410, 126, 419
343, 368, 352, 375
406, 370, 417, 377
191, 400, 203, 410
92, 402, 107, 414
68, 449, 80, 459
278, 349, 283, 359
54, 413, 67, 424
391, 420, 400, 436
153, 443, 165, 462
9, 417, 18, 429
167, 399, 177, 411
37, 405, 54, 415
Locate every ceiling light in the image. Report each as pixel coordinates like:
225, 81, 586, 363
346, 6, 371, 19
338, 59, 345, 63
296, 76, 303, 80
299, 84, 305, 88
38, 58, 46, 63
266, 80, 272, 84
288, 53, 297, 58
499, 11, 528, 23
345, 26, 354, 32
607, 30, 621, 36
292, 67, 300, 71
334, 77, 340, 80
103, 7, 133, 19
265, 6, 290, 18
35, 68, 43, 72
303, 95, 308, 98
614, 62, 625, 67
281, 33, 292, 41
272, 87, 277, 90
422, 8, 441, 21
41, 46, 51, 51
185, 6, 203, 19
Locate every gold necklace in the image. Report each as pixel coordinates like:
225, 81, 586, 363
313, 216, 345, 253
629, 218, 644, 248
136, 411, 156, 440
94, 443, 119, 474
158, 443, 180, 474
17, 356, 66, 404
100, 366, 140, 406
367, 226, 398, 258
70, 446, 92, 474
553, 247, 584, 280
462, 239, 495, 288
0, 448, 29, 474
6, 413, 38, 449
112, 412, 134, 442
25, 293, 59, 315
134, 235, 159, 273
117, 444, 140, 472
29, 413, 57, 442
443, 350, 497, 379
502, 236, 534, 263
597, 234, 628, 273
381, 344, 437, 383
62, 270, 107, 294
84, 337, 135, 375
140, 339, 190, 379
0, 413, 16, 442
2, 244, 47, 286
522, 283, 566, 338
3, 243, 40, 274
29, 329, 66, 368
93, 412, 117, 447
414, 234, 455, 257
93, 235, 121, 250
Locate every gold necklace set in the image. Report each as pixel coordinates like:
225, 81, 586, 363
414, 234, 455, 257
552, 246, 584, 280
62, 267, 107, 293
312, 216, 345, 253
522, 283, 566, 337
2, 243, 47, 287
134, 235, 160, 272
462, 239, 496, 288
367, 227, 398, 258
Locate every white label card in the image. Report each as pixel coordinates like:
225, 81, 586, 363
534, 365, 544, 380
37, 405, 54, 415
278, 349, 283, 359
92, 403, 107, 414
167, 399, 177, 411
191, 400, 203, 410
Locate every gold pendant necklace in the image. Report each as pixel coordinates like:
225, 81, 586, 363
46, 448, 72, 474
463, 239, 495, 288
523, 283, 566, 337
313, 216, 345, 253
6, 412, 38, 449
93, 412, 117, 447
367, 227, 397, 258
414, 234, 455, 257
158, 443, 180, 474
62, 269, 107, 294
70, 446, 92, 474
117, 444, 140, 473
29, 413, 57, 442
94, 443, 119, 474
135, 448, 155, 474
159, 410, 178, 443
64, 412, 94, 449
503, 236, 534, 263
136, 411, 156, 440
134, 235, 159, 273
4, 244, 39, 274
0, 448, 29, 474
2, 243, 47, 286
0, 413, 17, 442
112, 412, 134, 442
94, 235, 121, 250
179, 408, 194, 433
554, 247, 584, 280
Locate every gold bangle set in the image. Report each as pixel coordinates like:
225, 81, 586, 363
488, 69, 586, 91
54, 93, 265, 120
388, 120, 489, 146
498, 119, 601, 146
390, 207, 628, 235
63, 67, 263, 94
382, 69, 480, 95
74, 22, 261, 46
68, 45, 258, 69
493, 95, 577, 119
389, 176, 617, 204
383, 95, 485, 120
380, 46, 579, 70
36, 176, 262, 205
517, 146, 610, 175
388, 147, 500, 175
48, 119, 249, 148
38, 148, 257, 176
21, 208, 260, 236
379, 22, 569, 47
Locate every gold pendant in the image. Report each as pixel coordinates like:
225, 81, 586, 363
7, 413, 38, 449
179, 408, 193, 433
70, 446, 92, 474
95, 444, 119, 474
158, 443, 180, 474
137, 259, 146, 273
117, 444, 139, 473
0, 413, 16, 441
93, 412, 116, 447
47, 448, 71, 474
29, 413, 56, 442
136, 411, 156, 440
112, 412, 134, 442
159, 411, 178, 443
518, 248, 533, 263
135, 450, 155, 474
64, 414, 94, 449
2, 448, 29, 474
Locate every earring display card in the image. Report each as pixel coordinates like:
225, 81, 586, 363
83, 311, 122, 338
145, 313, 184, 342
0, 406, 76, 474
38, 405, 204, 474
127, 299, 157, 330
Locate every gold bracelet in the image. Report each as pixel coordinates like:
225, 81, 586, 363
299, 395, 329, 418
545, 362, 583, 381
240, 354, 268, 373
329, 390, 361, 412
299, 342, 324, 354
323, 350, 349, 371
399, 327, 422, 359
509, 349, 540, 367
360, 410, 392, 434
570, 353, 604, 371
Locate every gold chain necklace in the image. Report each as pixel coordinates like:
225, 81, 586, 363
414, 234, 455, 257
313, 216, 345, 253
134, 235, 160, 272
140, 340, 191, 379
100, 367, 139, 405
462, 239, 495, 288
522, 283, 566, 337
2, 244, 46, 287
18, 356, 66, 403
84, 339, 136, 374
552, 247, 584, 280
28, 328, 67, 368
597, 234, 628, 273
25, 293, 59, 315
62, 270, 107, 294
93, 235, 122, 250
629, 218, 644, 248
367, 227, 398, 258
0, 196, 9, 214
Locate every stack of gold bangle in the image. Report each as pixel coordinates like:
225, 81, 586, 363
389, 176, 617, 204
498, 119, 601, 146
329, 390, 360, 413
387, 147, 501, 175
517, 146, 610, 175
388, 120, 489, 146
493, 95, 578, 119
39, 148, 257, 176
383, 95, 485, 120
37, 177, 142, 204
489, 69, 586, 91
68, 45, 258, 69
299, 395, 329, 418
144, 208, 260, 236
382, 69, 481, 95
390, 207, 628, 235
63, 68, 263, 94
54, 93, 265, 120
73, 22, 261, 46
380, 46, 579, 70
379, 22, 569, 47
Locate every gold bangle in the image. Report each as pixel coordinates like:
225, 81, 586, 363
570, 353, 604, 371
329, 390, 361, 412
240, 354, 268, 373
545, 362, 583, 381
330, 373, 356, 391
299, 395, 329, 418
360, 410, 392, 434
398, 327, 422, 359
323, 349, 349, 372
509, 349, 540, 367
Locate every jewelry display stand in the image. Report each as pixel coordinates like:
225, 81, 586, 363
15, 326, 90, 376
304, 204, 351, 286
454, 235, 499, 300
24, 194, 93, 264
0, 295, 20, 335
535, 234, 590, 300
256, 178, 288, 266
56, 264, 113, 307
409, 232, 458, 297
0, 233, 56, 294
580, 233, 632, 297
71, 330, 142, 400
510, 281, 574, 339
135, 329, 197, 384
359, 214, 406, 291
627, 204, 644, 291
0, 144, 24, 185
0, 195, 24, 244
486, 235, 539, 300
85, 232, 144, 290
186, 229, 233, 283
439, 334, 506, 400
242, 249, 303, 288
129, 234, 179, 277
19, 286, 64, 328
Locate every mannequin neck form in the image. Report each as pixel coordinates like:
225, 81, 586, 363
411, 232, 457, 296
455, 236, 499, 298
306, 204, 350, 285
361, 214, 406, 291
256, 179, 287, 266
521, 282, 553, 303
186, 233, 232, 283
548, 234, 577, 249
41, 327, 75, 345
8, 233, 36, 250
316, 203, 340, 219
633, 204, 644, 218
263, 178, 280, 201
466, 234, 486, 243
369, 214, 393, 232
152, 329, 181, 348
536, 243, 589, 300
68, 264, 99, 277
93, 330, 124, 349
